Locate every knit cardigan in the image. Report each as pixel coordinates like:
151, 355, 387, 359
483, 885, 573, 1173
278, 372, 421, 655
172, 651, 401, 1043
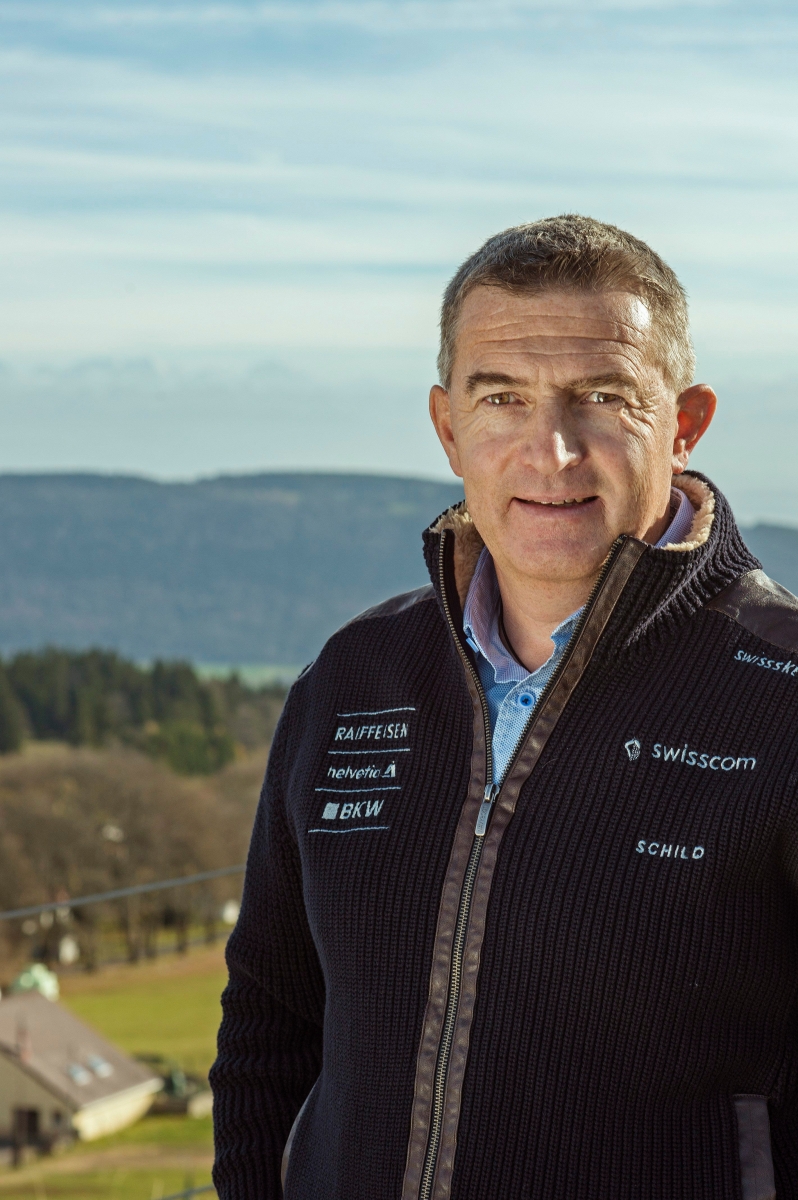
211, 473, 798, 1200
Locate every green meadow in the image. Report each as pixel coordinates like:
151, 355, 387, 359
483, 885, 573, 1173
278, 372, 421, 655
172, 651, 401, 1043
0, 945, 229, 1199
0, 1115, 214, 1200
60, 943, 229, 1078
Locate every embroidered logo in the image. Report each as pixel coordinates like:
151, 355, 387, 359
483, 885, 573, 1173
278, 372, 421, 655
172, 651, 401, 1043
325, 761, 396, 782
333, 721, 409, 742
735, 647, 798, 677
623, 737, 756, 772
652, 743, 755, 771
624, 738, 641, 762
636, 840, 705, 861
308, 706, 414, 835
320, 799, 386, 822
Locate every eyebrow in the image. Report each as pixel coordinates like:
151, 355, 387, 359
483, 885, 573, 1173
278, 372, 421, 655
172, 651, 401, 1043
464, 370, 643, 399
564, 373, 640, 394
464, 372, 528, 396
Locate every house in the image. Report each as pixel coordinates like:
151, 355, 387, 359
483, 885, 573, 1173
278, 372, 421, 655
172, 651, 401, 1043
0, 991, 162, 1147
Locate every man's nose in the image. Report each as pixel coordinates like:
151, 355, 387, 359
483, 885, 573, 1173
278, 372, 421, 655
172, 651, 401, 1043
518, 402, 583, 476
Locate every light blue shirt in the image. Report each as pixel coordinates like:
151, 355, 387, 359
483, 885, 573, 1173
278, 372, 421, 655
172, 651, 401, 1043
463, 488, 696, 786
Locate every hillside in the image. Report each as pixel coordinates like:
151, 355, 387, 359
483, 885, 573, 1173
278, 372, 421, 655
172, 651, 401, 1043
741, 524, 798, 596
0, 471, 794, 666
0, 473, 463, 665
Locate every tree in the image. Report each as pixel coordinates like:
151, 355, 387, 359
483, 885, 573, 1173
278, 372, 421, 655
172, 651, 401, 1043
1, 647, 285, 770
0, 665, 24, 753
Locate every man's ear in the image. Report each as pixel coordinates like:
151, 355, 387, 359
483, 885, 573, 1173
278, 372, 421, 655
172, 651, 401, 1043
429, 385, 464, 479
672, 384, 717, 473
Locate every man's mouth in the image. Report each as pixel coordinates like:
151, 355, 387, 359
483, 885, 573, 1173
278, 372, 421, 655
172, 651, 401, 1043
517, 496, 598, 508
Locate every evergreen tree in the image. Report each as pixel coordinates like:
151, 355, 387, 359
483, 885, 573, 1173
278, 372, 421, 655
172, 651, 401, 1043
0, 664, 24, 753
0, 646, 283, 772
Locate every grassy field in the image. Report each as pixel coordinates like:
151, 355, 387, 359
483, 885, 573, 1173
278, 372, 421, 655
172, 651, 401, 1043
0, 1114, 213, 1199
60, 942, 229, 1078
0, 944, 230, 1199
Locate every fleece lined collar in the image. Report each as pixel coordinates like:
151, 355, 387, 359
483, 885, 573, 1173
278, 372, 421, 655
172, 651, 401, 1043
429, 473, 716, 608
422, 472, 760, 653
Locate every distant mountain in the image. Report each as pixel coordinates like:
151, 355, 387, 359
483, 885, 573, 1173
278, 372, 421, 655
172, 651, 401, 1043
742, 525, 798, 597
0, 473, 463, 665
0, 472, 794, 667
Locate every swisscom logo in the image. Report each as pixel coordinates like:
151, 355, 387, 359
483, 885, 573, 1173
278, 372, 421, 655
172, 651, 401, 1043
624, 737, 756, 772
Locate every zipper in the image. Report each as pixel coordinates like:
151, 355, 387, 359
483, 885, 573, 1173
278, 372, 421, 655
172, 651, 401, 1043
483, 533, 627, 806
417, 795, 492, 1200
436, 527, 495, 791
417, 530, 627, 1200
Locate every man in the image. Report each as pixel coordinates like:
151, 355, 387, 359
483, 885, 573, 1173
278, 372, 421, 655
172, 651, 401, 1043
211, 215, 798, 1199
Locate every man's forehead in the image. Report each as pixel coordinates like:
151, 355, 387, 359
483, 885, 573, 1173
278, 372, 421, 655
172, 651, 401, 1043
455, 286, 652, 358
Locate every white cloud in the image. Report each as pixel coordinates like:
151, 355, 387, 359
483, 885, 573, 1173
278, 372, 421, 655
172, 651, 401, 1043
0, 1, 735, 35
0, 0, 796, 514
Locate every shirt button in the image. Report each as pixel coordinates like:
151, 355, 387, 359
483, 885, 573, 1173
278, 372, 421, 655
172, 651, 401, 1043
518, 693, 534, 707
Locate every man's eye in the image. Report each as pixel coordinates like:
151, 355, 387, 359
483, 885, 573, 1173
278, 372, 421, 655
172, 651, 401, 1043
484, 393, 516, 406
586, 390, 622, 405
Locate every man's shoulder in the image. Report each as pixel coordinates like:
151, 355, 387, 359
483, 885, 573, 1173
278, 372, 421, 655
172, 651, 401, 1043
337, 584, 437, 631
291, 585, 439, 686
282, 584, 442, 731
706, 569, 798, 655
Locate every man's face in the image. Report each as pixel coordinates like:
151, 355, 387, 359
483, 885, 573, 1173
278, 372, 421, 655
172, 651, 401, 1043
430, 286, 715, 589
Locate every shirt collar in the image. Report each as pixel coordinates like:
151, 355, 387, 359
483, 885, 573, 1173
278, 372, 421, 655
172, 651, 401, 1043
657, 484, 694, 547
463, 486, 696, 684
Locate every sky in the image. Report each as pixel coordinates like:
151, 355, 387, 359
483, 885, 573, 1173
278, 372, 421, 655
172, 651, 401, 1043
1, 0, 798, 522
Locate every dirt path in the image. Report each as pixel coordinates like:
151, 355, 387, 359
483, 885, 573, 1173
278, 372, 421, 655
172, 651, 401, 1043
0, 1142, 213, 1188
59, 942, 228, 998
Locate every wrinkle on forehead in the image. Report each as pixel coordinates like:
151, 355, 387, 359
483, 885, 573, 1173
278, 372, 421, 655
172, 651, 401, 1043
465, 309, 649, 343
460, 285, 650, 325
468, 333, 645, 360
458, 289, 651, 344
463, 338, 649, 388
452, 289, 657, 389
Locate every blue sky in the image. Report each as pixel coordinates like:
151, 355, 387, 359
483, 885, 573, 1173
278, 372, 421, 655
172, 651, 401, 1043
1, 0, 797, 521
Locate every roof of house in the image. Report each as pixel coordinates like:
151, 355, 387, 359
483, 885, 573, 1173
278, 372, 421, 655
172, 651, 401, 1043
0, 990, 160, 1111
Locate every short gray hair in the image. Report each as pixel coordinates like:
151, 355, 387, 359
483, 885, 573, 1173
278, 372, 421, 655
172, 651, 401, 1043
438, 214, 695, 393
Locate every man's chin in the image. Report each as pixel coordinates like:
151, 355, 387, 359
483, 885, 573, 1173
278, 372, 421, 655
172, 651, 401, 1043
497, 520, 615, 585
510, 549, 613, 588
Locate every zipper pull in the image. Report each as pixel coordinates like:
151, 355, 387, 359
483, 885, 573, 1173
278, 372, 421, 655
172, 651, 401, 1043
475, 783, 498, 837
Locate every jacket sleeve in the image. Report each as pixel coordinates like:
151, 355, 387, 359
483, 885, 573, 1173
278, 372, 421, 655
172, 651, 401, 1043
211, 688, 324, 1199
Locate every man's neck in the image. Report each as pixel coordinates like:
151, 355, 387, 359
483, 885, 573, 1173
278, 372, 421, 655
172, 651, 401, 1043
492, 492, 682, 673
494, 565, 593, 672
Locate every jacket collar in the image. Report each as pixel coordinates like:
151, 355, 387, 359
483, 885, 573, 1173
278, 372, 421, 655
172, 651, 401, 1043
422, 472, 760, 653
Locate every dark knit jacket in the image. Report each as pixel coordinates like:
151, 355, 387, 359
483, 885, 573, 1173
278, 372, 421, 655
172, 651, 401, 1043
211, 473, 798, 1200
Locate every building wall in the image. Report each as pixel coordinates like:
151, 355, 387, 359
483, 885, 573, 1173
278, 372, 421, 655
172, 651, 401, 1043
72, 1080, 160, 1141
0, 1054, 72, 1139
0, 1055, 160, 1142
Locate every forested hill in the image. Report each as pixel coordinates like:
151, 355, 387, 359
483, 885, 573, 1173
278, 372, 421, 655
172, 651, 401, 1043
0, 471, 795, 667
0, 473, 463, 665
